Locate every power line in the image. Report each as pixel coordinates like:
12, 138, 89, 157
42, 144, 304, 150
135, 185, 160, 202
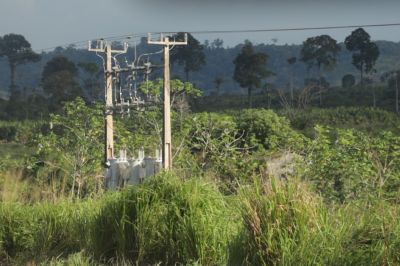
0, 35, 149, 62
34, 33, 147, 53
181, 22, 400, 35
29, 22, 400, 53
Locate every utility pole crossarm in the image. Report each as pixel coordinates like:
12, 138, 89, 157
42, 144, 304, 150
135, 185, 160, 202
88, 40, 106, 52
110, 42, 129, 53
147, 33, 188, 46
88, 40, 128, 53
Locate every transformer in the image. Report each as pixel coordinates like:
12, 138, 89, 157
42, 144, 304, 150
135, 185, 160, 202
105, 148, 162, 190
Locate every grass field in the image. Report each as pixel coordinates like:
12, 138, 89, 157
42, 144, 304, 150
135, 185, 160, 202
1, 173, 399, 265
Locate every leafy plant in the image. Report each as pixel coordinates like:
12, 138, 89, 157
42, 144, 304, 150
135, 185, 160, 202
237, 109, 306, 152
32, 98, 104, 198
303, 126, 400, 202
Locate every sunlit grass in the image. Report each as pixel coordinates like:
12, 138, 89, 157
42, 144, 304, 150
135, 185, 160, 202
1, 173, 399, 265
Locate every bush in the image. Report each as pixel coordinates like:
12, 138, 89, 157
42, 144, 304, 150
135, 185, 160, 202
0, 121, 45, 143
237, 109, 306, 152
303, 126, 400, 202
91, 173, 239, 264
31, 98, 104, 198
0, 124, 17, 142
283, 107, 400, 136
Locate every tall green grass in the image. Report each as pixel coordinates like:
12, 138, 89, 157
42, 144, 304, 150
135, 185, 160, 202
90, 173, 239, 265
0, 199, 99, 265
0, 173, 239, 265
337, 200, 400, 265
0, 173, 399, 265
0, 170, 73, 203
232, 179, 343, 265
234, 178, 400, 265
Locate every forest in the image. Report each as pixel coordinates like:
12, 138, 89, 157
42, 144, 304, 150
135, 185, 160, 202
0, 28, 400, 265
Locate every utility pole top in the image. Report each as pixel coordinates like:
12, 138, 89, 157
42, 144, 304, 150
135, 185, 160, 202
147, 33, 188, 46
88, 40, 129, 53
88, 40, 106, 52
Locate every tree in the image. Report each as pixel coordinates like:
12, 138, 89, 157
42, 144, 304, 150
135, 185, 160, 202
213, 77, 224, 95
34, 98, 104, 198
345, 28, 379, 86
287, 56, 297, 106
78, 62, 102, 102
262, 83, 273, 109
300, 35, 341, 106
140, 78, 202, 109
140, 78, 202, 130
211, 39, 224, 49
42, 56, 83, 112
171, 32, 206, 82
342, 74, 356, 89
42, 56, 78, 79
0, 34, 40, 95
233, 41, 272, 108
381, 70, 400, 114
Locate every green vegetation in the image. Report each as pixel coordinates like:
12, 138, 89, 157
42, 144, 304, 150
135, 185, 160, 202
0, 34, 40, 94
42, 56, 83, 112
1, 174, 400, 265
1, 31, 400, 264
171, 32, 206, 82
3, 29, 400, 121
0, 98, 399, 264
233, 40, 272, 108
280, 106, 400, 136
345, 28, 380, 85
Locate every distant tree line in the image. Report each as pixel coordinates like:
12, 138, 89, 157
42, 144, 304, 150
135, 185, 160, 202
1, 28, 399, 120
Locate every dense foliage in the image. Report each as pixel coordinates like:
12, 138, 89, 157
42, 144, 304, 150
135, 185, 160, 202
1, 102, 400, 266
1, 31, 399, 122
1, 174, 400, 265
0, 31, 399, 264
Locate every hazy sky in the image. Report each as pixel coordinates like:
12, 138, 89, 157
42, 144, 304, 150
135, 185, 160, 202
1, 0, 400, 51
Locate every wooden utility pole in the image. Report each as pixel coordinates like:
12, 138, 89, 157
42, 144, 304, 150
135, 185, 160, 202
88, 40, 128, 165
396, 72, 399, 115
148, 33, 187, 170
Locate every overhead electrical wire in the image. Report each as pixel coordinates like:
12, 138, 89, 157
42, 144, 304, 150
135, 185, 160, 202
23, 22, 400, 54
175, 22, 400, 35
33, 33, 147, 53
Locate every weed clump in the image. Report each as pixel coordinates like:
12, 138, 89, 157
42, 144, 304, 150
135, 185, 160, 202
233, 179, 341, 265
91, 173, 239, 265
1, 174, 400, 265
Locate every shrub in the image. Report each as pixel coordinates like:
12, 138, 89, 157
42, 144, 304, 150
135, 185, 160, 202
180, 112, 271, 186
0, 124, 17, 142
91, 173, 239, 265
31, 98, 104, 198
303, 126, 400, 202
283, 107, 400, 136
237, 109, 306, 152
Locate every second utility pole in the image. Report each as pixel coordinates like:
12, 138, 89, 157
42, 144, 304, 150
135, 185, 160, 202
148, 33, 187, 170
88, 40, 128, 165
